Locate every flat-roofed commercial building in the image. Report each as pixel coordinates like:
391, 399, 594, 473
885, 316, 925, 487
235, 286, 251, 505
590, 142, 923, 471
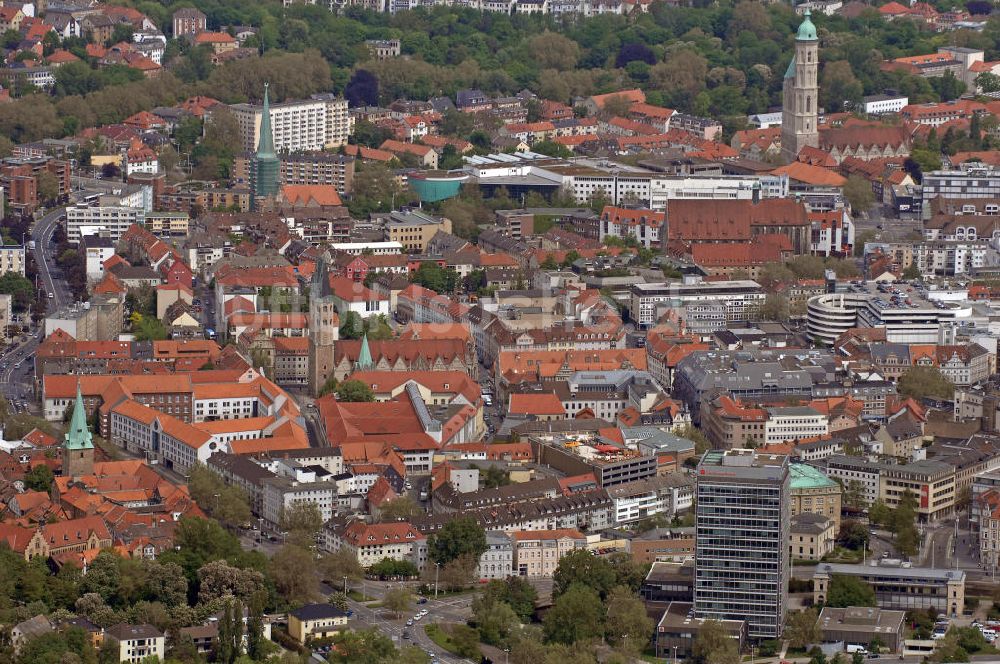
812, 563, 965, 616
630, 277, 765, 328
818, 606, 906, 653
695, 449, 790, 639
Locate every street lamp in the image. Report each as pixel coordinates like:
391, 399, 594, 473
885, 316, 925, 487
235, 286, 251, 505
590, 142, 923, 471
343, 576, 348, 597
672, 645, 678, 664
434, 562, 440, 599
504, 648, 509, 664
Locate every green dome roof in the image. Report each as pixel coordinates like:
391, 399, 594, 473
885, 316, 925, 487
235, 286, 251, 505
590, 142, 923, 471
796, 9, 817, 40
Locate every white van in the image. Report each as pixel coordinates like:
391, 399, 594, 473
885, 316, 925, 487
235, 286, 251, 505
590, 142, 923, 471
846, 645, 868, 655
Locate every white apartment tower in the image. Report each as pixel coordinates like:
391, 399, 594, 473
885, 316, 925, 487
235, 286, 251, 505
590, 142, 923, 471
781, 10, 820, 162
231, 94, 351, 154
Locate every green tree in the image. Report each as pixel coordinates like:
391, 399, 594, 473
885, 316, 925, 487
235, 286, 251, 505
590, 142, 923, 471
676, 424, 711, 455
23, 464, 55, 491
319, 549, 363, 585
843, 175, 874, 213
838, 520, 869, 551
269, 544, 317, 603
552, 549, 616, 600
335, 379, 375, 402
410, 262, 460, 293
280, 502, 323, 547
897, 366, 954, 400
827, 574, 876, 608
691, 619, 739, 664
543, 583, 602, 645
869, 500, 891, 528
480, 577, 538, 621
428, 516, 487, 566
246, 589, 266, 660
329, 629, 397, 664
368, 557, 419, 578
604, 585, 653, 655
472, 594, 520, 646
383, 587, 413, 619
902, 262, 921, 280
377, 496, 421, 521
785, 609, 821, 650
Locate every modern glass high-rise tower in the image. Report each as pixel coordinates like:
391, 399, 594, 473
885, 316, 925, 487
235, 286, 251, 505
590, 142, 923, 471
694, 449, 790, 639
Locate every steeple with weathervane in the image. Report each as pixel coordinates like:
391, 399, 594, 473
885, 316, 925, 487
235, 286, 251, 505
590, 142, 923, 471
62, 384, 94, 479
251, 82, 280, 209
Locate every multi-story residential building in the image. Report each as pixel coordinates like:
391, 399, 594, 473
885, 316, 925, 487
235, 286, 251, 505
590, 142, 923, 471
0, 244, 24, 276
261, 476, 337, 527
280, 152, 354, 195
66, 201, 146, 243
531, 433, 658, 487
324, 521, 427, 568
511, 529, 586, 577
104, 625, 165, 664
383, 210, 452, 252
231, 95, 351, 154
789, 512, 836, 561
44, 296, 125, 342
171, 8, 206, 37
695, 449, 789, 639
476, 531, 514, 580
921, 164, 1000, 219
365, 39, 400, 60
606, 475, 685, 525
599, 206, 664, 248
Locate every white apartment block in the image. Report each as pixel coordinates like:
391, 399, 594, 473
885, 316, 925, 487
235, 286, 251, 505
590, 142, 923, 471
231, 95, 351, 154
66, 204, 145, 243
261, 478, 337, 527
0, 245, 24, 276
764, 406, 829, 445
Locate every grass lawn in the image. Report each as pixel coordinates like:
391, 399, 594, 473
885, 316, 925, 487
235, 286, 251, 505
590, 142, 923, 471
424, 623, 481, 659
346, 590, 374, 602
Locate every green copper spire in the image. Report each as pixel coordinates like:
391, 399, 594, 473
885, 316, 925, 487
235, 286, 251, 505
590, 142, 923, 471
356, 333, 374, 371
257, 82, 276, 157
251, 82, 280, 208
64, 385, 94, 451
796, 8, 818, 41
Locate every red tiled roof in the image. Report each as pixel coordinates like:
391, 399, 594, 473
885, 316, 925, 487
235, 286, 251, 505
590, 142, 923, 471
508, 392, 565, 417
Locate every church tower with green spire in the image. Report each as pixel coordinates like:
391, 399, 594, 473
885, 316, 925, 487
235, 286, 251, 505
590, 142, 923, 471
250, 82, 280, 209
63, 385, 94, 479
356, 333, 374, 371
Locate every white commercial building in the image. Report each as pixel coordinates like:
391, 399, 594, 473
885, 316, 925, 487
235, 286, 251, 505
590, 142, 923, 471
764, 406, 829, 444
630, 277, 766, 328
862, 94, 909, 115
231, 94, 351, 154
